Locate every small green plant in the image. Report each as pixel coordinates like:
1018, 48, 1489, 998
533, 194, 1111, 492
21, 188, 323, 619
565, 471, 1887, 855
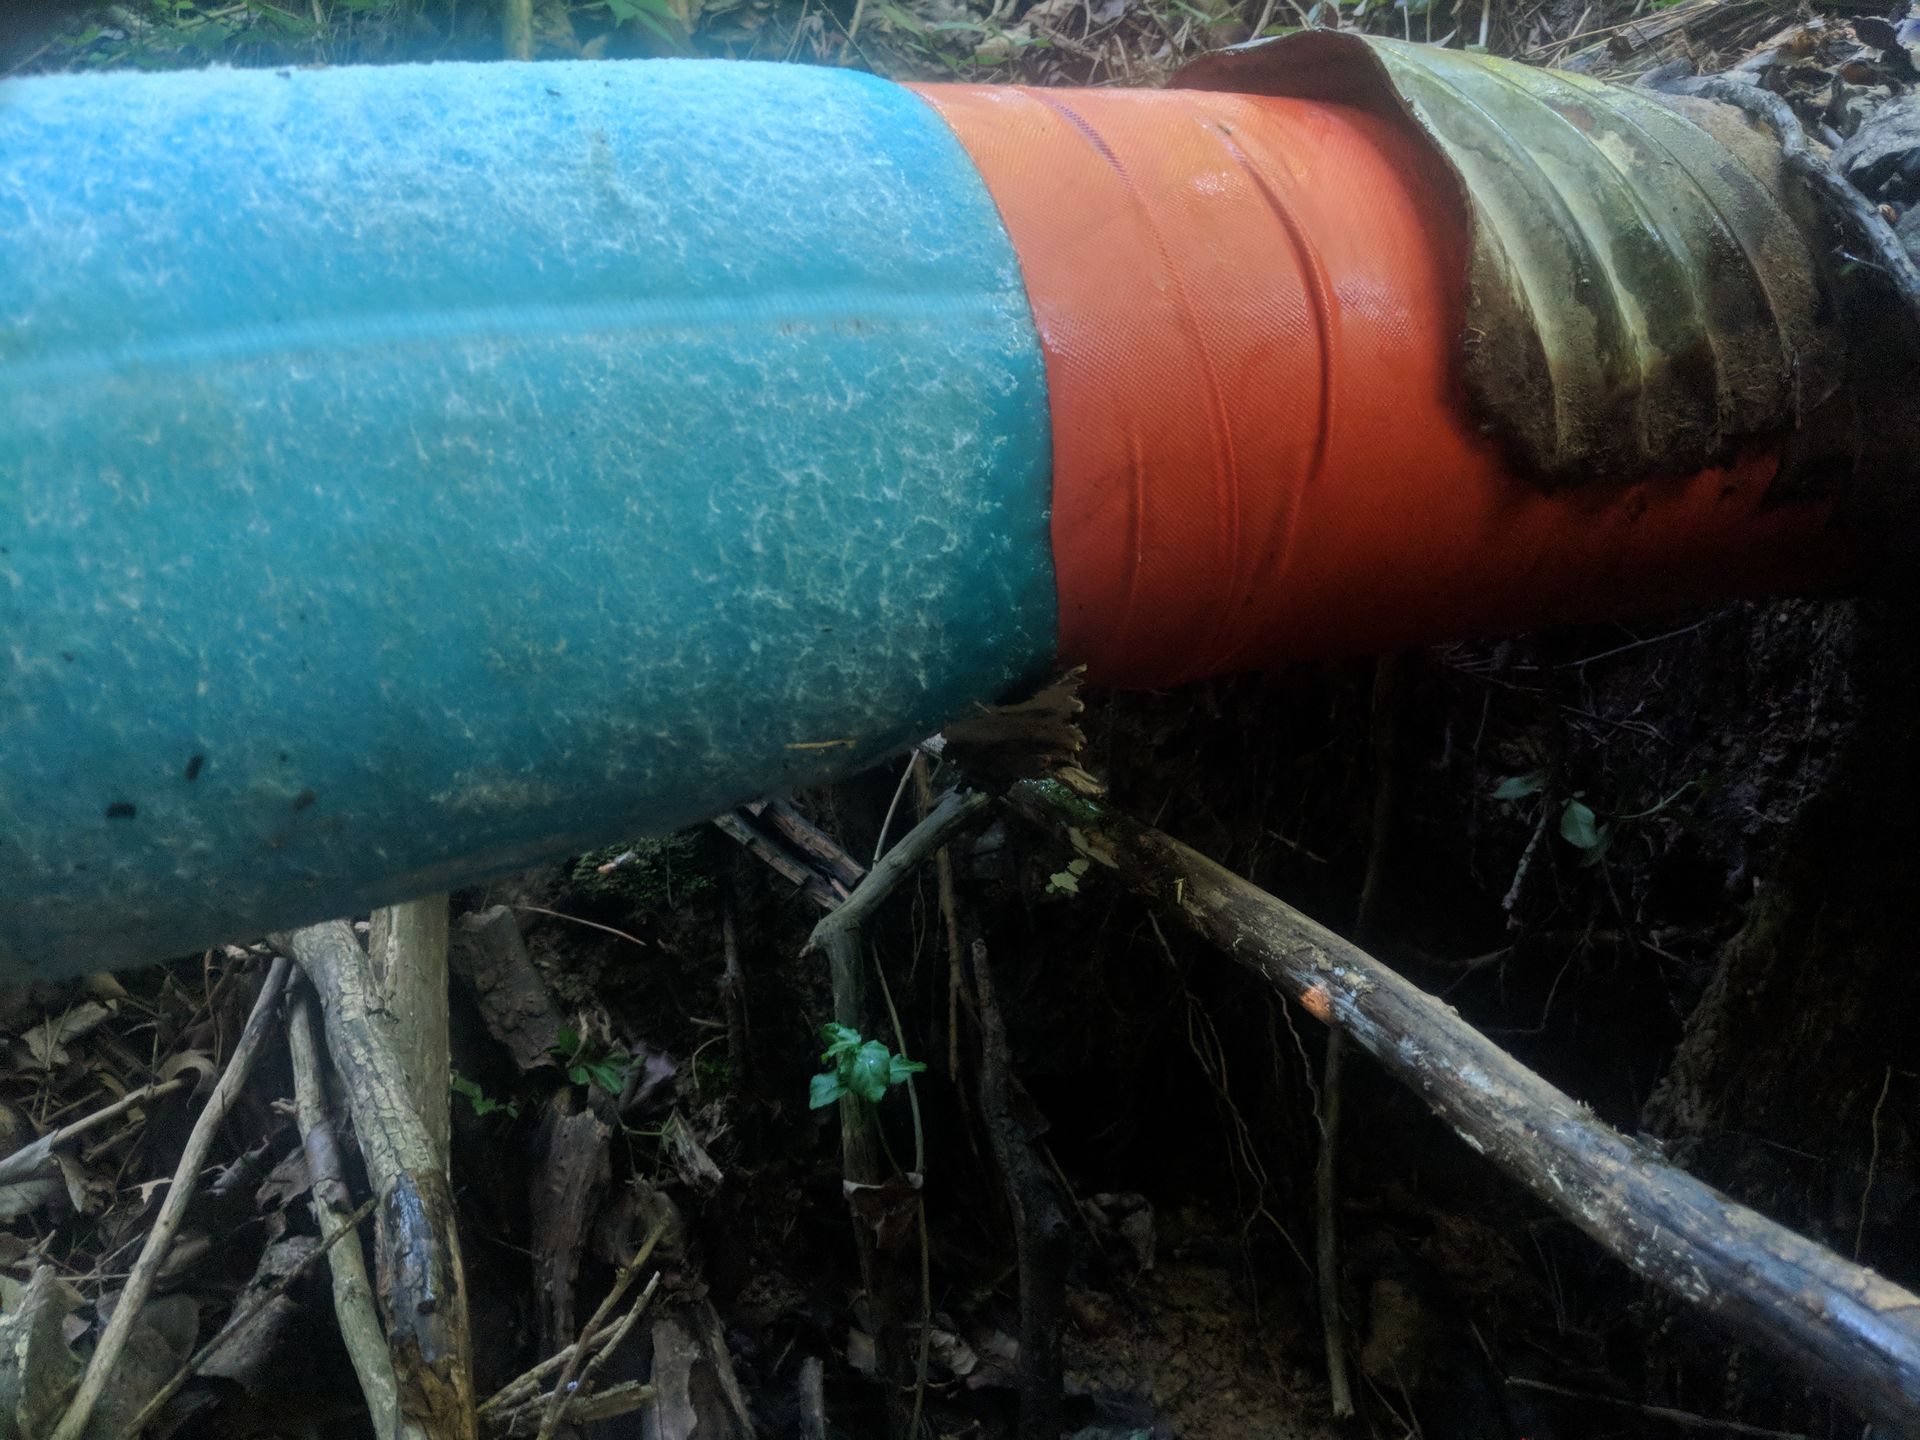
451, 1070, 520, 1119
808, 1024, 924, 1110
1491, 771, 1610, 864
549, 1025, 633, 1095
1492, 772, 1709, 868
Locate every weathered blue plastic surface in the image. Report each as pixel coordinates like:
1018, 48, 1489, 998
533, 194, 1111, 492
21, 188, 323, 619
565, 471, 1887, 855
0, 59, 1057, 976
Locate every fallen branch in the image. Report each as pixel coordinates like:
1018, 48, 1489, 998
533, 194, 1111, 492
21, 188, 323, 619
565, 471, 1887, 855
808, 790, 989, 944
756, 798, 868, 892
1006, 780, 1920, 1431
276, 919, 476, 1440
49, 956, 292, 1440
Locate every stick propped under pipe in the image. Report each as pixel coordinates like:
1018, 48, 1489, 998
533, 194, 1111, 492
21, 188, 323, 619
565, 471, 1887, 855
1005, 779, 1920, 1432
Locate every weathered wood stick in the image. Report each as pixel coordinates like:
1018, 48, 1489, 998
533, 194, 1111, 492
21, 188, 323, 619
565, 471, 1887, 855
1006, 780, 1920, 1431
277, 920, 477, 1440
290, 983, 406, 1440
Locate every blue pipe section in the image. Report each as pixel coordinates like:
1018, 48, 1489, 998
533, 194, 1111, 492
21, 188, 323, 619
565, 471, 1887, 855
0, 59, 1057, 976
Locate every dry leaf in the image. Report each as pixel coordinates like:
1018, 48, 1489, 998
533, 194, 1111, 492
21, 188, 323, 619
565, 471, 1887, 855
0, 1266, 82, 1440
12, 1003, 114, 1071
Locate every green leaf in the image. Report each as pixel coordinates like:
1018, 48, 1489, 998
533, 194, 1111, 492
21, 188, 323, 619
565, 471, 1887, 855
1559, 798, 1605, 850
848, 1040, 895, 1105
1492, 771, 1546, 801
451, 1072, 519, 1119
887, 1055, 926, 1086
819, 1023, 863, 1063
809, 1073, 847, 1110
553, 1026, 582, 1059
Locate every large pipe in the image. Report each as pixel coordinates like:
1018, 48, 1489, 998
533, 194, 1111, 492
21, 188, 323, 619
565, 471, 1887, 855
0, 46, 1858, 976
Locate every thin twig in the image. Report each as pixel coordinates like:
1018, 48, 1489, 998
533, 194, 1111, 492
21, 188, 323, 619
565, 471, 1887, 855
489, 1277, 660, 1437
533, 1219, 669, 1440
290, 984, 400, 1436
123, 1196, 378, 1436
1504, 1377, 1810, 1437
572, 1273, 660, 1395
1319, 652, 1402, 1420
51, 957, 293, 1440
910, 752, 971, 1087
0, 1078, 189, 1188
480, 1313, 645, 1416
511, 904, 648, 950
807, 790, 990, 946
497, 1381, 657, 1437
1855, 1066, 1894, 1262
872, 955, 932, 1436
1314, 1029, 1352, 1418
872, 751, 923, 867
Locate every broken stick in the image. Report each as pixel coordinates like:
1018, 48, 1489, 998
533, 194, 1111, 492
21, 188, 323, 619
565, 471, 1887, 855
1006, 779, 1920, 1431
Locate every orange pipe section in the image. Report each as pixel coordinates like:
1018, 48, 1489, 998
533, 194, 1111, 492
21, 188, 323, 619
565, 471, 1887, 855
910, 84, 1843, 688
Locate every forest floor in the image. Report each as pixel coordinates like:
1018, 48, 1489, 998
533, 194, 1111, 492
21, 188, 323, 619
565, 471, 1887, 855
2, 2, 1919, 1439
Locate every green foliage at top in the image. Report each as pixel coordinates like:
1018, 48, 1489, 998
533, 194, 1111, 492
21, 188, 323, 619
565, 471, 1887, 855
809, 1023, 924, 1110
569, 832, 713, 917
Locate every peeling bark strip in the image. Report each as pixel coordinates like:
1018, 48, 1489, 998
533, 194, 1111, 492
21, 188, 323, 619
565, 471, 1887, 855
1177, 33, 1845, 490
1006, 780, 1920, 1430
